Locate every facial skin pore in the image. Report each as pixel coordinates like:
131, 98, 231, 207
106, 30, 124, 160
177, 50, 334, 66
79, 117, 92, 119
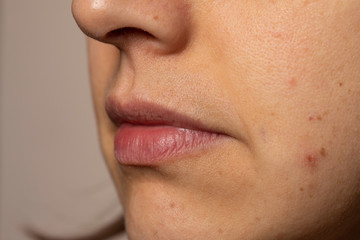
72, 1, 360, 239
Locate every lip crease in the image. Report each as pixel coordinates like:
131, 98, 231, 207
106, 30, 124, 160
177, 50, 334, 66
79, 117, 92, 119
105, 98, 227, 166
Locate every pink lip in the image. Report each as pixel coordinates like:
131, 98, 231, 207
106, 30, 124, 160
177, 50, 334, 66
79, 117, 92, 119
106, 99, 225, 166
114, 123, 220, 165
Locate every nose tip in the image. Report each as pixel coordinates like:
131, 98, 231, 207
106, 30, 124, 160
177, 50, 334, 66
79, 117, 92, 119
72, 0, 191, 54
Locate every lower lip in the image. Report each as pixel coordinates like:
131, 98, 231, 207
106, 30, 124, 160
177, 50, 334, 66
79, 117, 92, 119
114, 123, 220, 165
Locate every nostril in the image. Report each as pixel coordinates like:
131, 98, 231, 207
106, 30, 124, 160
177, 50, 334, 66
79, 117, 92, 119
107, 27, 155, 39
106, 27, 156, 49
72, 0, 191, 54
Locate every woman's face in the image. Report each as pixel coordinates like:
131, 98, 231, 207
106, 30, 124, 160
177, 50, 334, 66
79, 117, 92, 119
72, 1, 360, 239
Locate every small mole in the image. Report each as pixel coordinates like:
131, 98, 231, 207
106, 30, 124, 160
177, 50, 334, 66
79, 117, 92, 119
299, 187, 304, 191
169, 202, 176, 208
320, 147, 327, 157
339, 82, 343, 87
316, 116, 322, 121
218, 228, 224, 234
217, 171, 223, 176
153, 15, 159, 20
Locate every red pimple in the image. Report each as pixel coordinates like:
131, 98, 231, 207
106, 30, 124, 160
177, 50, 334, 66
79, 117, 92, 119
304, 154, 319, 173
306, 154, 316, 163
308, 114, 324, 121
288, 77, 297, 87
303, 148, 327, 171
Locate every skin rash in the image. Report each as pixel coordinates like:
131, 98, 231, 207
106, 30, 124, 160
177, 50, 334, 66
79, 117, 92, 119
72, 0, 360, 239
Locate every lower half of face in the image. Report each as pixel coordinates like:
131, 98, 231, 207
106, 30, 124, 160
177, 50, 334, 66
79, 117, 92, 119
83, 1, 360, 239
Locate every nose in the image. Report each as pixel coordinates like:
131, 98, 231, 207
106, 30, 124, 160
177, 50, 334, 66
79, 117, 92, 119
72, 0, 191, 54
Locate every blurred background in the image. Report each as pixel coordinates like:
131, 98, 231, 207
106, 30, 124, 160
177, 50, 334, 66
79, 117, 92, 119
0, 1, 122, 239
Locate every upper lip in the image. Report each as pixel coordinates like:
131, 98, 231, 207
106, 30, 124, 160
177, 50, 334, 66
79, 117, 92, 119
105, 96, 220, 134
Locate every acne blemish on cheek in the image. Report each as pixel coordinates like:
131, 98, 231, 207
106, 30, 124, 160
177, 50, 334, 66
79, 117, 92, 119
308, 111, 328, 122
306, 154, 317, 165
153, 15, 159, 20
288, 77, 297, 88
303, 147, 327, 171
308, 115, 322, 121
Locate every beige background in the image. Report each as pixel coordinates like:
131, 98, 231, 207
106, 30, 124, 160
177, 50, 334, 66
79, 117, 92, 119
0, 1, 123, 239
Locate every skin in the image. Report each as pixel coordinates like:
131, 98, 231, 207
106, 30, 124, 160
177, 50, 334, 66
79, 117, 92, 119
72, 0, 360, 239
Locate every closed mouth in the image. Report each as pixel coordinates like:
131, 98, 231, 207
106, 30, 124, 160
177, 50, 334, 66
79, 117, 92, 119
105, 98, 228, 166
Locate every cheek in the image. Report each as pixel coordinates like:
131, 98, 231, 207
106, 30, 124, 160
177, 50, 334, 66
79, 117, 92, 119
216, 0, 360, 226
248, 30, 360, 204
220, 1, 360, 171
